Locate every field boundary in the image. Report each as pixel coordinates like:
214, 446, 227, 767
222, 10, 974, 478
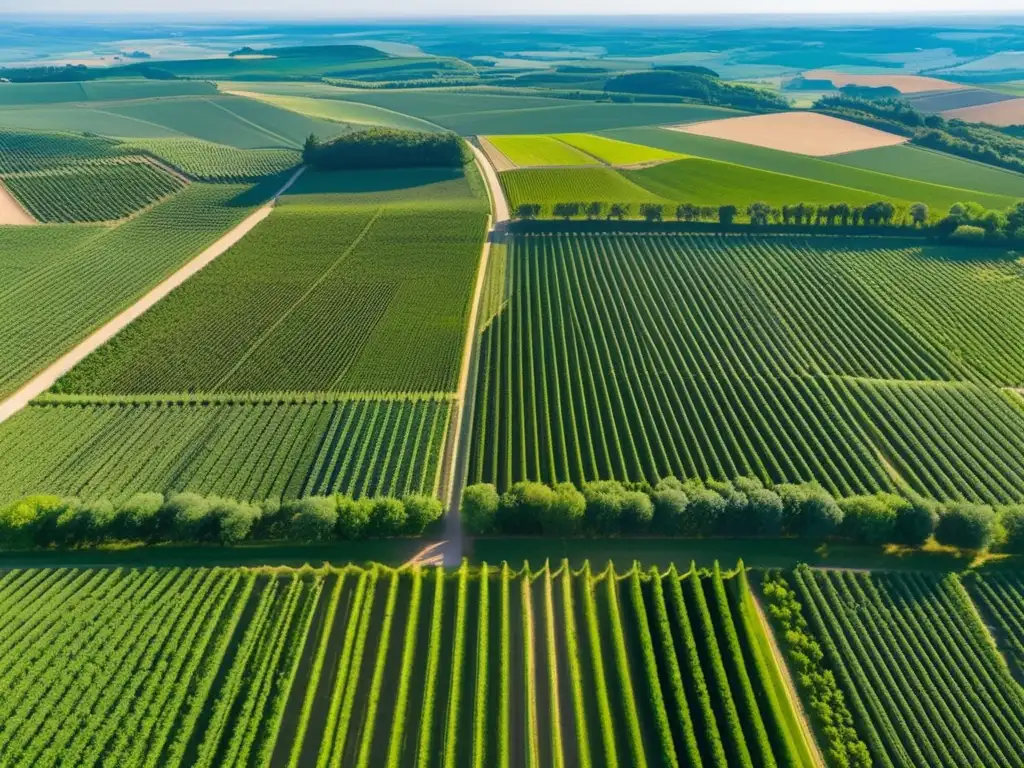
0, 177, 36, 225
0, 165, 306, 426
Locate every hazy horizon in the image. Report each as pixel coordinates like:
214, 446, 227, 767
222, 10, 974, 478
4, 1, 1024, 17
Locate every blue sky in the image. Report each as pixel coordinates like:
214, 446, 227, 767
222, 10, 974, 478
9, 0, 1023, 14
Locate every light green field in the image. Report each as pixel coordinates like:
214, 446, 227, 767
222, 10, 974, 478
554, 132, 684, 165
225, 89, 443, 133
500, 166, 666, 211
487, 134, 596, 166
626, 157, 913, 209
605, 126, 1021, 210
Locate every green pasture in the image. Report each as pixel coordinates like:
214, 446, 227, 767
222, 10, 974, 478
605, 126, 1021, 210
487, 134, 595, 166
0, 79, 218, 106
228, 89, 443, 132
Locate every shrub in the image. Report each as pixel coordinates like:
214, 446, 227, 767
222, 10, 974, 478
368, 497, 408, 537
777, 482, 843, 539
113, 492, 164, 541
55, 499, 115, 546
499, 481, 555, 534
839, 492, 907, 545
461, 483, 499, 535
403, 494, 444, 534
892, 497, 939, 547
621, 490, 654, 533
1001, 505, 1024, 554
935, 502, 998, 550
288, 496, 338, 542
681, 488, 726, 537
542, 483, 586, 535
651, 488, 689, 534
0, 495, 66, 548
210, 498, 260, 544
581, 480, 629, 534
163, 492, 215, 542
949, 224, 986, 242
336, 497, 372, 539
745, 488, 785, 537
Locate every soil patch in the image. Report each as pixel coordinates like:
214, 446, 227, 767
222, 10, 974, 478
803, 69, 966, 94
942, 97, 1024, 126
478, 135, 518, 172
0, 179, 36, 225
669, 111, 908, 157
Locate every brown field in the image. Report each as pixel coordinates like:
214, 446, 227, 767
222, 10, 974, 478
0, 179, 35, 225
803, 69, 967, 94
942, 97, 1024, 126
669, 111, 908, 157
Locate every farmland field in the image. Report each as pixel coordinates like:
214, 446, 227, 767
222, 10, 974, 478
0, 395, 450, 502
0, 181, 269, 399
0, 79, 219, 106
605, 126, 1024, 205
625, 157, 896, 209
3, 160, 185, 222
553, 133, 684, 166
468, 232, 1024, 499
791, 568, 1024, 768
0, 128, 122, 173
0, 562, 816, 767
55, 167, 489, 396
962, 572, 1024, 681
500, 167, 664, 212
120, 138, 301, 181
487, 134, 596, 167
225, 89, 444, 133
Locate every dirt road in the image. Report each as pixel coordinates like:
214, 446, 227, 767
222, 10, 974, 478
0, 179, 36, 225
0, 166, 305, 426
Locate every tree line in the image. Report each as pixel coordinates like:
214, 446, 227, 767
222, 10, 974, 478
604, 69, 790, 112
302, 128, 468, 170
461, 476, 1024, 552
513, 198, 1024, 241
0, 491, 444, 550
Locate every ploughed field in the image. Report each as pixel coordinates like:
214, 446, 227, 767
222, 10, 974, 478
0, 562, 815, 768
468, 232, 1024, 501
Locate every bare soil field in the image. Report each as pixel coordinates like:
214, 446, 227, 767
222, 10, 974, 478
0, 179, 35, 225
942, 97, 1024, 126
670, 111, 908, 157
477, 135, 517, 172
803, 69, 966, 94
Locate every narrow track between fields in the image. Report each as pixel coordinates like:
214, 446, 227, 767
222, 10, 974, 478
436, 143, 510, 566
0, 165, 306, 426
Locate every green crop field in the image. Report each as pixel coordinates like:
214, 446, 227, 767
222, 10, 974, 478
0, 128, 121, 172
468, 233, 1024, 501
0, 79, 219, 106
298, 89, 745, 135
54, 168, 488, 397
487, 134, 597, 166
3, 160, 185, 222
0, 95, 349, 147
831, 143, 1024, 199
226, 90, 444, 133
0, 181, 268, 399
0, 562, 815, 767
605, 126, 1022, 210
625, 157, 897, 209
554, 133, 684, 165
0, 395, 450, 502
500, 167, 665, 211
963, 572, 1024, 680
791, 568, 1024, 768
120, 137, 301, 181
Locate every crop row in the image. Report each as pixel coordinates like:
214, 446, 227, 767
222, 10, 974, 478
0, 396, 451, 503
792, 568, 1024, 768
120, 137, 302, 181
467, 233, 1024, 501
962, 572, 1024, 681
4, 160, 186, 222
0, 562, 814, 767
0, 128, 120, 173
55, 203, 489, 397
0, 182, 262, 399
